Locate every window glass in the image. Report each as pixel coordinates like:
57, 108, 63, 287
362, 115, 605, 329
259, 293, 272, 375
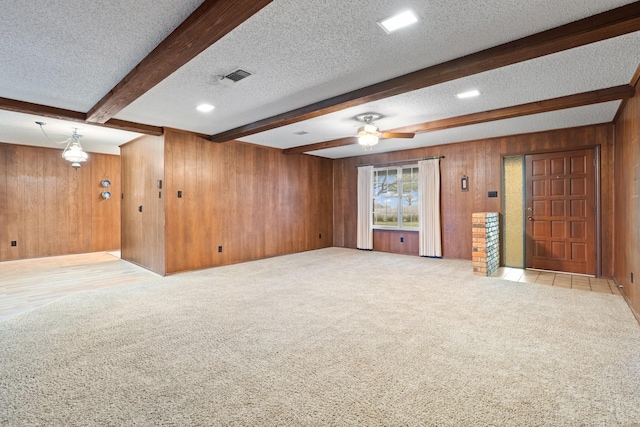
373, 165, 418, 229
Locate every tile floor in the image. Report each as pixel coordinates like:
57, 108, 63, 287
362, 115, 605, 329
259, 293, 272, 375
491, 267, 623, 295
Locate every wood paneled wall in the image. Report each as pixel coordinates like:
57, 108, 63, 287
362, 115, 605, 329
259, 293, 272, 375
614, 77, 640, 318
0, 142, 120, 261
163, 130, 333, 274
333, 124, 614, 276
373, 230, 419, 255
120, 135, 165, 275
91, 154, 121, 252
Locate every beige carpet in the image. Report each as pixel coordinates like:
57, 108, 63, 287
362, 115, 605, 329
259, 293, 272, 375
1, 248, 639, 426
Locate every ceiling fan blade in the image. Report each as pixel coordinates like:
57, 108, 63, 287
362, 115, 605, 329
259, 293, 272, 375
380, 132, 415, 139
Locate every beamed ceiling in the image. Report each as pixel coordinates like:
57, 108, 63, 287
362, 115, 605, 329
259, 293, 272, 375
0, 0, 639, 158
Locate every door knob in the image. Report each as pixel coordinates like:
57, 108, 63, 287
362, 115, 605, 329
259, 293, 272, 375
527, 207, 532, 212
527, 216, 533, 221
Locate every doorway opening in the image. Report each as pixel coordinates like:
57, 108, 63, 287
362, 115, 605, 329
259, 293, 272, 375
502, 148, 599, 276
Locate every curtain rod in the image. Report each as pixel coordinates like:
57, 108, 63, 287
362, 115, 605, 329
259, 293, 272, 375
356, 156, 444, 168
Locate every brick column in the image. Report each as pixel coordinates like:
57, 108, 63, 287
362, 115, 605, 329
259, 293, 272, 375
472, 212, 500, 276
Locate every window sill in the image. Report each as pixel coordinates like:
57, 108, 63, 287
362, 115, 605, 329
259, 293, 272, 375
372, 228, 418, 232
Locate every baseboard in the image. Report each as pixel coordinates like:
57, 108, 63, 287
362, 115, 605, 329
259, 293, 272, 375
613, 277, 640, 326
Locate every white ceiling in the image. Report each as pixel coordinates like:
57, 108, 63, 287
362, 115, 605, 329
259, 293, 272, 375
0, 0, 638, 158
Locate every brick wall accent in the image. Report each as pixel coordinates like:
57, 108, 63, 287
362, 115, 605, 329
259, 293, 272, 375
473, 212, 500, 276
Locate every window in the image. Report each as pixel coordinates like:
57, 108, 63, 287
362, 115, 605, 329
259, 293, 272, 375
373, 165, 419, 229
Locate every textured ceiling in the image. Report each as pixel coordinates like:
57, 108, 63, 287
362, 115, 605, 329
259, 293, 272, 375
0, 0, 638, 158
241, 33, 640, 154
311, 102, 623, 158
0, 0, 203, 111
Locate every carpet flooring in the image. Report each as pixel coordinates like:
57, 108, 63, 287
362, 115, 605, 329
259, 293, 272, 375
1, 248, 639, 426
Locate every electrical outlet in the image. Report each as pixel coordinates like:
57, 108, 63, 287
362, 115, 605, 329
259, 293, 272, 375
218, 246, 223, 253
400, 237, 404, 243
11, 241, 17, 247
177, 191, 182, 198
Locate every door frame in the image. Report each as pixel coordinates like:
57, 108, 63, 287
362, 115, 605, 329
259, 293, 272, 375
501, 145, 601, 277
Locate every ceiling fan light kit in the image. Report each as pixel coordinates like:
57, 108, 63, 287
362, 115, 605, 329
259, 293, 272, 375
355, 114, 415, 147
357, 132, 380, 146
357, 116, 381, 146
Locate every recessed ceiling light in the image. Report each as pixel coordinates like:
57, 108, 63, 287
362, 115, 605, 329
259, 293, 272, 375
196, 104, 215, 112
456, 90, 480, 99
378, 10, 418, 34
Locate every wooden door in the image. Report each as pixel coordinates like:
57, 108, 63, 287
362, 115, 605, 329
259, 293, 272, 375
525, 149, 595, 275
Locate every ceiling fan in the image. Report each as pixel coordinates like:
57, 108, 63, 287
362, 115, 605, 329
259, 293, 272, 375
356, 114, 415, 147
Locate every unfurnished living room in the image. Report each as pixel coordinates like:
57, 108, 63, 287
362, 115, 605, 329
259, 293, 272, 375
1, 1, 639, 425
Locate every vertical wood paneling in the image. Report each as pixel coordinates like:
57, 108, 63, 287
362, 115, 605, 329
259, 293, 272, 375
373, 230, 419, 255
613, 76, 640, 318
91, 154, 121, 251
120, 135, 165, 275
55, 152, 71, 255
332, 156, 359, 250
163, 131, 185, 273
0, 144, 8, 260
333, 124, 614, 274
23, 148, 41, 257
163, 130, 333, 274
8, 146, 25, 259
76, 156, 93, 253
65, 163, 83, 254
0, 142, 121, 261
41, 151, 58, 256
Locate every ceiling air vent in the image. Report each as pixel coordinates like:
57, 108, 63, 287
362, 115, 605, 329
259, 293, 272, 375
224, 69, 251, 82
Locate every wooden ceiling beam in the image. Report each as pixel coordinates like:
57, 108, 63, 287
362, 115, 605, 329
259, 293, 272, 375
213, 1, 640, 143
283, 85, 634, 155
0, 97, 164, 136
86, 0, 273, 124
613, 63, 640, 123
282, 137, 358, 155
391, 84, 635, 134
0, 97, 85, 122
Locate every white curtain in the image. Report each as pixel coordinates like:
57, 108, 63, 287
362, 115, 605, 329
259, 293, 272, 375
357, 165, 374, 250
418, 159, 442, 257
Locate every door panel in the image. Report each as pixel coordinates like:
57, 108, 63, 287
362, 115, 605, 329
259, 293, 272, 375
525, 149, 595, 274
